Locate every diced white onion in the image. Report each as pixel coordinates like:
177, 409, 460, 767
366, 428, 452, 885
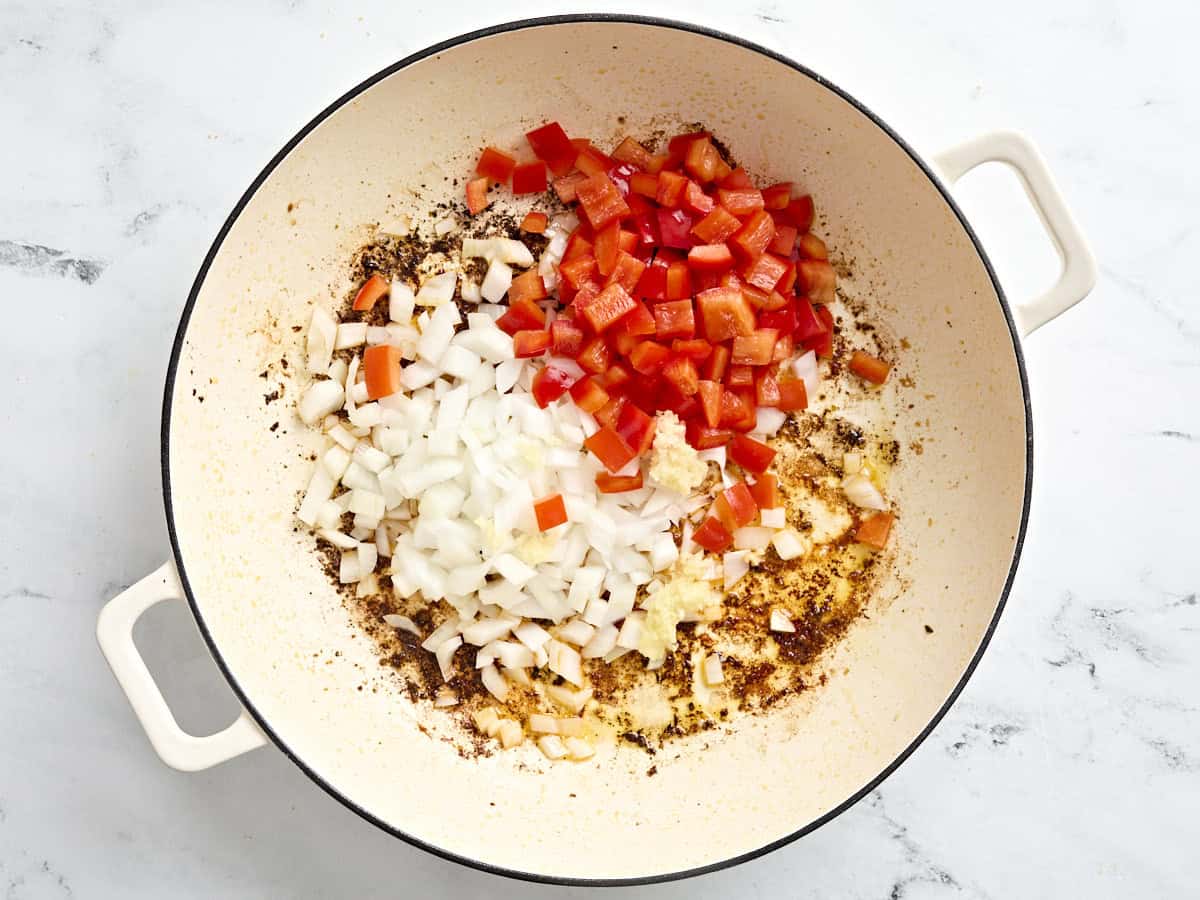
769, 608, 795, 632
842, 473, 887, 510
772, 528, 810, 561
759, 507, 787, 529
334, 322, 367, 350
307, 307, 337, 373
298, 380, 345, 425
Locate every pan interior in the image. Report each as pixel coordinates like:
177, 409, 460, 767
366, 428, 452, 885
165, 19, 1027, 882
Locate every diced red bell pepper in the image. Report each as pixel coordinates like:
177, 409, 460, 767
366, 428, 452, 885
768, 223, 798, 255
629, 172, 659, 199
741, 284, 770, 310
508, 269, 548, 306
703, 343, 731, 381
574, 142, 616, 176
665, 261, 692, 300
731, 328, 779, 366
716, 187, 764, 216
616, 402, 656, 455
575, 172, 631, 230
755, 371, 780, 407
496, 296, 547, 335
762, 290, 790, 312
684, 137, 720, 183
606, 251, 647, 293
712, 156, 732, 182
691, 206, 742, 244
697, 287, 756, 341
595, 395, 626, 429
602, 361, 633, 390
526, 122, 576, 176
352, 273, 389, 311
553, 171, 590, 204
720, 389, 757, 431
848, 350, 891, 384
686, 424, 733, 450
513, 329, 551, 358
661, 354, 700, 396
475, 146, 517, 183
363, 344, 402, 400
558, 254, 598, 290
512, 161, 547, 195
797, 259, 836, 303
653, 299, 695, 340
758, 299, 798, 337
740, 252, 790, 292
777, 260, 797, 295
531, 364, 578, 408
772, 334, 794, 361
776, 378, 808, 411
697, 380, 722, 428
671, 338, 712, 360
688, 243, 734, 272
533, 493, 568, 531
569, 375, 610, 413
782, 195, 815, 231
518, 211, 548, 235
668, 130, 710, 154
656, 208, 695, 249
726, 365, 754, 388
804, 305, 835, 358
692, 517, 733, 553
634, 256, 668, 301
748, 473, 778, 510
567, 282, 599, 318
595, 471, 645, 493
761, 182, 792, 210
562, 230, 593, 262
580, 283, 637, 332
465, 176, 490, 215
612, 136, 655, 170
729, 209, 776, 260
606, 163, 637, 198
722, 482, 758, 527
576, 335, 611, 374
788, 298, 825, 343
593, 220, 621, 277
798, 233, 828, 259
729, 433, 776, 473
855, 511, 894, 550
682, 180, 715, 216
656, 170, 688, 208
584, 425, 637, 473
550, 318, 584, 357
718, 166, 752, 188
629, 340, 671, 375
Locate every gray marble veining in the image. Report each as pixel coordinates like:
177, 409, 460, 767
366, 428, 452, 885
2, 0, 1197, 897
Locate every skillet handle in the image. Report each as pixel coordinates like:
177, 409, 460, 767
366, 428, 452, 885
96, 562, 269, 771
932, 130, 1097, 336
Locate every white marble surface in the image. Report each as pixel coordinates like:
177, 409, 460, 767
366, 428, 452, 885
2, 0, 1197, 896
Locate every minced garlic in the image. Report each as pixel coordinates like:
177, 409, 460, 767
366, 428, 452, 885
648, 411, 707, 495
638, 552, 722, 661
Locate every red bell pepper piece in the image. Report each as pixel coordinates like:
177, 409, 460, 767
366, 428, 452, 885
656, 170, 688, 208
475, 146, 517, 183
611, 137, 655, 170
595, 471, 644, 493
656, 208, 695, 249
761, 182, 792, 210
520, 211, 548, 234
526, 122, 576, 176
848, 350, 891, 384
550, 318, 584, 357
697, 287, 756, 341
702, 343, 731, 381
768, 223, 798, 255
575, 172, 631, 230
496, 296, 547, 335
691, 206, 742, 244
682, 180, 715, 216
739, 252, 790, 292
584, 426, 637, 473
671, 338, 712, 360
533, 493, 568, 531
665, 260, 692, 300
731, 328, 779, 366
855, 511, 894, 550
553, 171, 590, 204
729, 209, 776, 260
718, 166, 752, 189
797, 259, 836, 303
661, 355, 700, 396
653, 299, 695, 340
729, 434, 776, 473
716, 187, 764, 216
352, 273, 389, 311
748, 473, 778, 510
569, 375, 610, 413
576, 335, 611, 374
513, 329, 551, 358
781, 195, 815, 231
531, 364, 578, 408
629, 340, 671, 375
593, 220, 621, 277
616, 402, 656, 455
697, 380, 722, 428
719, 389, 757, 431
776, 378, 808, 411
580, 283, 637, 332
465, 176, 490, 215
512, 161, 547, 195
687, 243, 734, 272
692, 517, 733, 553
606, 251, 647, 293
683, 137, 720, 183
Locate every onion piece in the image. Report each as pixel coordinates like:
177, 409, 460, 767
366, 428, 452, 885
702, 654, 725, 686
769, 609, 795, 633
389, 280, 415, 323
307, 307, 337, 373
537, 734, 567, 760
298, 380, 345, 425
842, 473, 887, 510
564, 737, 594, 761
480, 663, 509, 701
382, 613, 420, 636
416, 271, 457, 307
759, 507, 787, 529
772, 528, 810, 561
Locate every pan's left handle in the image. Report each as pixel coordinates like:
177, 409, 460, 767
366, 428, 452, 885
932, 130, 1097, 336
97, 562, 269, 771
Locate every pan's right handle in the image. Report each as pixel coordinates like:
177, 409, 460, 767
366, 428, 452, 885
97, 562, 268, 771
932, 130, 1097, 336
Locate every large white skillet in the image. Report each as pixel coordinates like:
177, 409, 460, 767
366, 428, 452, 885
96, 15, 1095, 885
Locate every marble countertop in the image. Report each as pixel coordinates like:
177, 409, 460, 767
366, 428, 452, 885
3, 0, 1196, 896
